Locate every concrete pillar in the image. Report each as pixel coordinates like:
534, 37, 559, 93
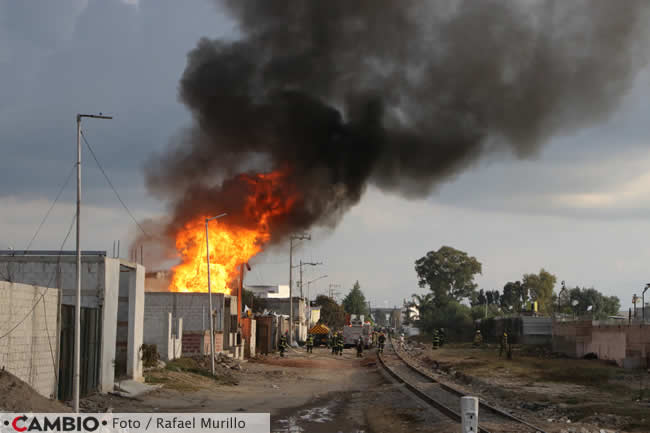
461, 396, 478, 433
127, 264, 145, 382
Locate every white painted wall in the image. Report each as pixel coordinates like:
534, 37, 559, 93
100, 257, 120, 392
0, 281, 59, 398
127, 264, 144, 382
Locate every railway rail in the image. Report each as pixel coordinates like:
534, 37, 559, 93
377, 337, 547, 433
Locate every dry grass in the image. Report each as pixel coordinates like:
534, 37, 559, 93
418, 343, 650, 431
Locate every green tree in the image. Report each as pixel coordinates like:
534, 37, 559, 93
523, 269, 557, 314
314, 295, 346, 329
342, 281, 369, 316
565, 287, 621, 319
415, 246, 482, 307
500, 281, 527, 313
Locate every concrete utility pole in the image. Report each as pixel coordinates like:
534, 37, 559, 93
288, 234, 310, 344
205, 213, 227, 377
74, 113, 111, 413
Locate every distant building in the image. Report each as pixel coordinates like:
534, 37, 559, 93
245, 284, 290, 298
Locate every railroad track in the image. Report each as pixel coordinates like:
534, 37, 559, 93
377, 337, 547, 433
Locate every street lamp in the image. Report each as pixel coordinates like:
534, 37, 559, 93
306, 275, 328, 304
643, 284, 650, 323
206, 213, 227, 376
74, 113, 112, 413
558, 281, 567, 316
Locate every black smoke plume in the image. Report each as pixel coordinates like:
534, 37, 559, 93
145, 0, 648, 242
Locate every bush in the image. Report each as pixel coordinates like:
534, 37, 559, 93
140, 344, 159, 368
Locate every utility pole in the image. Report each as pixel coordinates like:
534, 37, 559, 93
289, 234, 310, 344
328, 283, 341, 300
205, 213, 227, 376
74, 113, 111, 413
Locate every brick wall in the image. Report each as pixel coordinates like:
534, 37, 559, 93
0, 281, 59, 398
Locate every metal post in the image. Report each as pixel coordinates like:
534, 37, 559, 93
73, 113, 111, 413
73, 115, 81, 413
299, 260, 303, 298
460, 396, 479, 432
289, 238, 293, 345
204, 213, 227, 376
205, 218, 215, 376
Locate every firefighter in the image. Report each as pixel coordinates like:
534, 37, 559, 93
279, 332, 288, 357
331, 332, 337, 355
439, 328, 446, 347
356, 337, 364, 358
378, 332, 386, 354
432, 328, 440, 350
306, 333, 314, 353
473, 329, 483, 347
499, 329, 509, 358
337, 332, 344, 356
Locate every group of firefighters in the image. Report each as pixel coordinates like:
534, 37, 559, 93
473, 328, 511, 358
278, 327, 511, 358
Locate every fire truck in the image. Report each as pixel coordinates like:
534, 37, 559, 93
343, 314, 372, 348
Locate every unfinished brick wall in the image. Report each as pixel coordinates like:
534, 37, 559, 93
0, 281, 59, 398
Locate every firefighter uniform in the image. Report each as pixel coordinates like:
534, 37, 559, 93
356, 337, 364, 358
499, 331, 509, 358
439, 328, 446, 347
473, 329, 483, 347
279, 334, 288, 357
432, 329, 440, 350
337, 333, 344, 356
306, 334, 314, 353
378, 333, 386, 354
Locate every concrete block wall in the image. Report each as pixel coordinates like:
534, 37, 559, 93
143, 311, 183, 361
0, 281, 59, 398
144, 292, 225, 332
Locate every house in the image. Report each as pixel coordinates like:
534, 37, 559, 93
0, 251, 144, 400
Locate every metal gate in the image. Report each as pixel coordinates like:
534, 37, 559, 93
58, 305, 101, 401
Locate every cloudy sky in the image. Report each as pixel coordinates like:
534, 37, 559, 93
2, 0, 650, 309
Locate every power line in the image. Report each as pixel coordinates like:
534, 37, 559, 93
25, 162, 76, 252
0, 212, 76, 340
80, 130, 151, 238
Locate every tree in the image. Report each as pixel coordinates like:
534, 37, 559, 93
565, 287, 621, 319
523, 269, 557, 314
415, 246, 482, 307
314, 295, 345, 329
500, 281, 527, 313
342, 281, 369, 316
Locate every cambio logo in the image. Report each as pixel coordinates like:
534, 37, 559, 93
7, 416, 103, 432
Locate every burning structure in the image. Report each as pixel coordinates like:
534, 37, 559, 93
135, 1, 649, 346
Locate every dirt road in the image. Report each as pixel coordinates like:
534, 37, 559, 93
80, 347, 457, 433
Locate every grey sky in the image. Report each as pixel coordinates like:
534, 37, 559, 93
1, 0, 650, 309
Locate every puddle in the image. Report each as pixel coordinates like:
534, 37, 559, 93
271, 394, 365, 433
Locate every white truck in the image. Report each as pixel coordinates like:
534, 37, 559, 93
343, 315, 372, 348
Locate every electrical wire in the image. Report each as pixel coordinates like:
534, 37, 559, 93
25, 162, 76, 252
0, 212, 76, 340
80, 130, 151, 238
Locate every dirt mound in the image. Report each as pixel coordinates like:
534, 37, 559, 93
0, 369, 70, 412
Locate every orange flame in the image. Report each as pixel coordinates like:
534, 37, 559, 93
170, 170, 296, 293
